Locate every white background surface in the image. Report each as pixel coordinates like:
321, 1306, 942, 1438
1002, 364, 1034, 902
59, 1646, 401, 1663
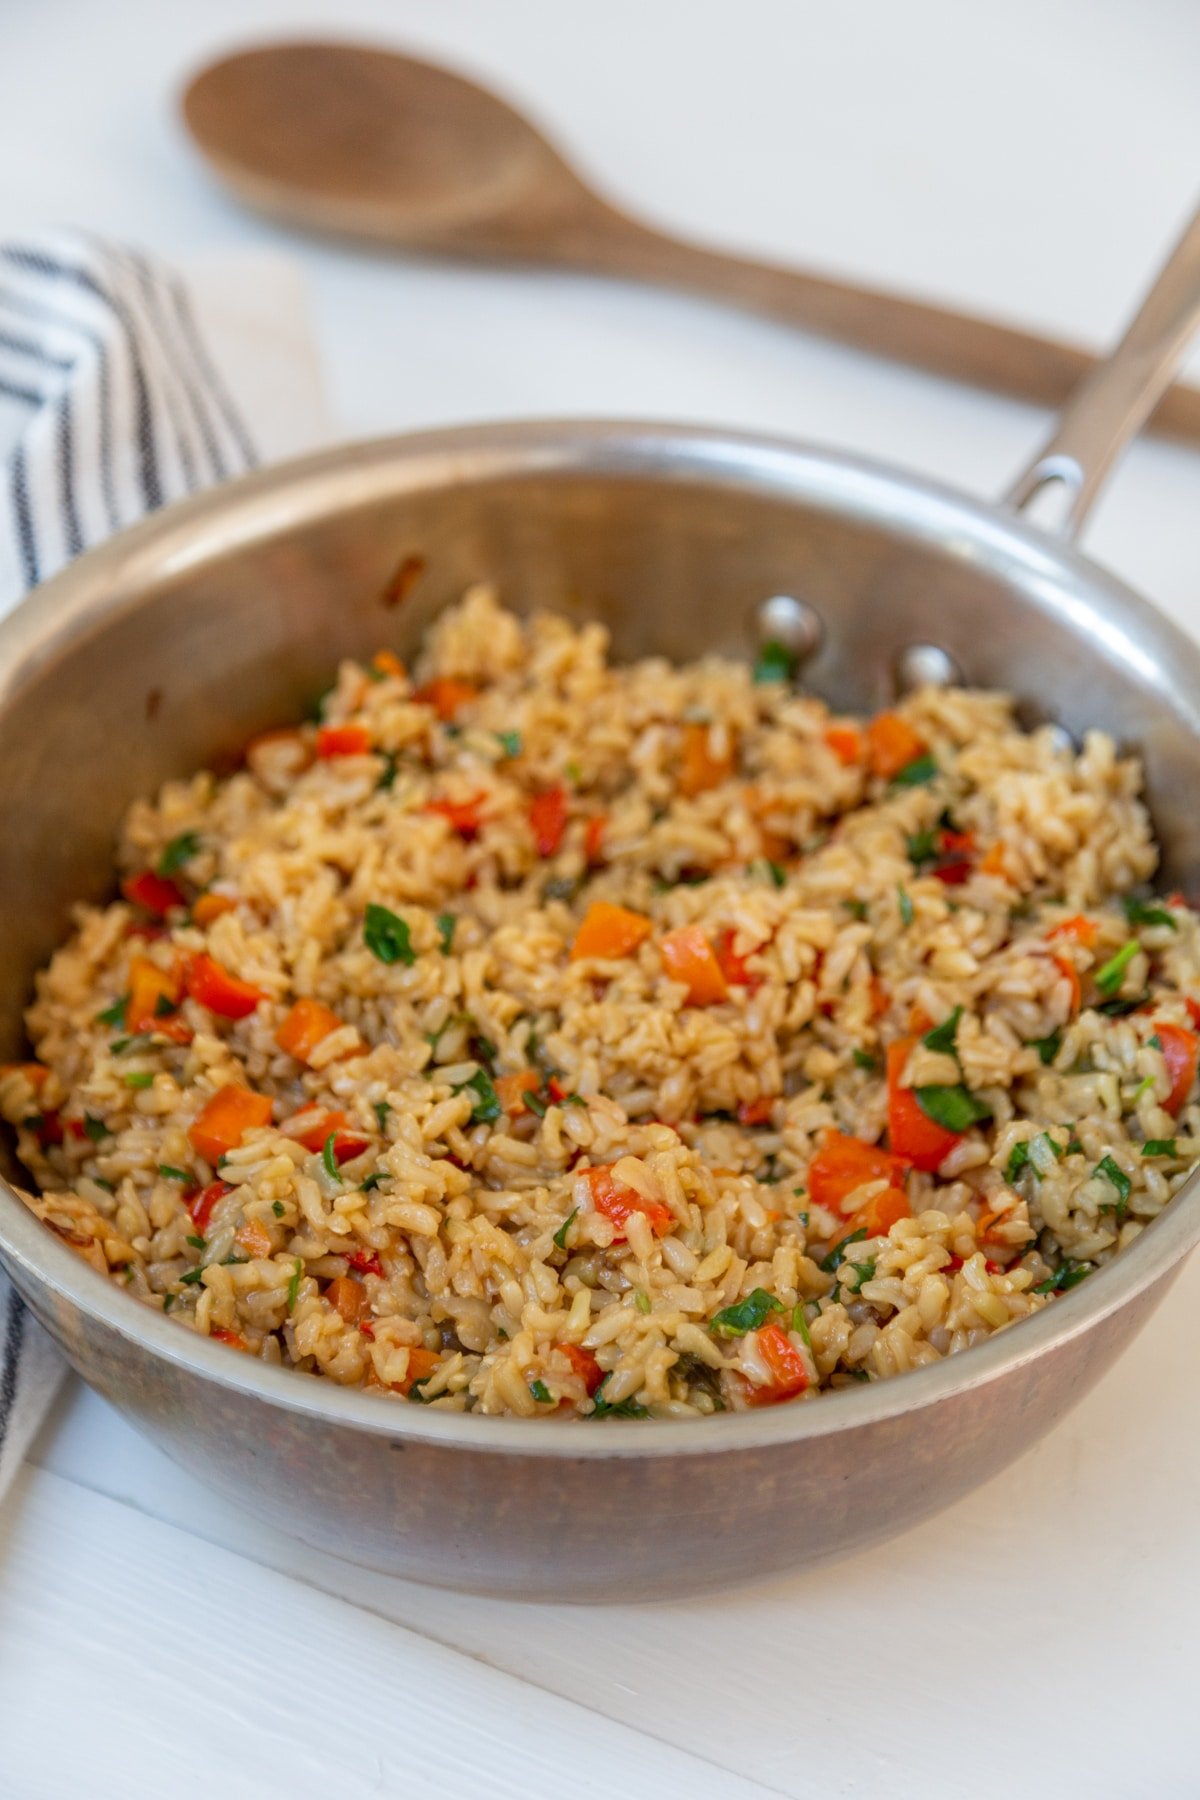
1, 2, 1199, 1795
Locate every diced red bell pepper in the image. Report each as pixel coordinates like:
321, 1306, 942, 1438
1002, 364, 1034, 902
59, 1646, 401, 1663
737, 1095, 776, 1126
188, 1084, 273, 1164
715, 927, 762, 992
348, 1247, 385, 1277
559, 1342, 604, 1395
824, 724, 863, 766
316, 724, 371, 758
190, 1179, 232, 1234
744, 1322, 809, 1406
424, 794, 485, 839
660, 925, 729, 1006
831, 1184, 911, 1248
886, 1038, 962, 1172
185, 953, 265, 1020
1155, 1021, 1199, 1115
122, 869, 186, 916
808, 1128, 909, 1213
529, 786, 569, 857
581, 1164, 672, 1239
584, 814, 606, 865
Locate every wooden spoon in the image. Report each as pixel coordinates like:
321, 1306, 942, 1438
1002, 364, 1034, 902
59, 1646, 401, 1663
182, 41, 1200, 442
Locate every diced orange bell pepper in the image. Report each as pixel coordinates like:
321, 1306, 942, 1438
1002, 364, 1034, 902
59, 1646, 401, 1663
190, 1179, 232, 1234
1155, 1021, 1199, 1115
393, 1345, 441, 1397
979, 842, 1013, 880
316, 723, 372, 758
714, 927, 761, 992
831, 1183, 912, 1247
495, 1070, 542, 1115
529, 786, 569, 857
660, 924, 729, 1006
679, 721, 735, 796
188, 1084, 273, 1165
234, 1217, 273, 1259
371, 649, 405, 680
824, 724, 863, 766
559, 1342, 604, 1395
414, 677, 477, 722
1187, 998, 1200, 1030
866, 711, 926, 780
570, 902, 652, 961
807, 1128, 910, 1213
886, 1037, 962, 1172
0, 1061, 48, 1089
276, 998, 343, 1064
424, 794, 485, 839
1052, 953, 1082, 1015
744, 1322, 809, 1405
127, 955, 185, 1035
327, 1274, 369, 1324
1048, 914, 1099, 949
185, 953, 264, 1020
122, 869, 186, 916
192, 891, 238, 926
281, 1107, 368, 1163
581, 1164, 673, 1239
584, 814, 606, 865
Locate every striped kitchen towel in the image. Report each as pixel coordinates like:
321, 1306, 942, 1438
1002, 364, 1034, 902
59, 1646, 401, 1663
0, 228, 327, 1496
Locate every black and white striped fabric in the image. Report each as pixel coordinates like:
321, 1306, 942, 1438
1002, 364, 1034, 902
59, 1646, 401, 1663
0, 229, 257, 609
0, 230, 260, 1494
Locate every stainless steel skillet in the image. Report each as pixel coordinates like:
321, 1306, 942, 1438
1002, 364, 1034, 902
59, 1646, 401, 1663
0, 212, 1197, 1601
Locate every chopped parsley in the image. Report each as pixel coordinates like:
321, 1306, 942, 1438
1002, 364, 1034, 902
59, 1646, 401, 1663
590, 1375, 649, 1418
1033, 1260, 1094, 1295
158, 831, 200, 875
1095, 1154, 1131, 1218
897, 884, 914, 927
913, 1084, 991, 1133
496, 730, 522, 758
373, 1100, 391, 1130
361, 1173, 385, 1191
286, 1257, 304, 1311
154, 993, 177, 1018
111, 1033, 153, 1055
553, 1208, 578, 1249
752, 640, 795, 685
321, 1133, 342, 1181
435, 912, 456, 955
1030, 1032, 1062, 1066
123, 1072, 153, 1090
852, 1048, 879, 1073
95, 994, 129, 1028
272, 1200, 286, 1216
709, 1288, 784, 1337
634, 1290, 652, 1315
455, 1069, 500, 1126
364, 902, 415, 966
529, 1378, 552, 1403
1095, 939, 1138, 997
1096, 994, 1147, 1018
1142, 1138, 1178, 1158
820, 1227, 868, 1273
922, 1006, 962, 1057
891, 753, 938, 788
755, 859, 788, 889
791, 1304, 813, 1350
1006, 1141, 1031, 1183
1122, 895, 1177, 931
376, 751, 399, 791
525, 1089, 548, 1118
844, 1257, 877, 1294
180, 1268, 205, 1286
842, 898, 868, 921
905, 828, 939, 865
158, 1164, 191, 1182
186, 1234, 206, 1250
82, 1113, 109, 1142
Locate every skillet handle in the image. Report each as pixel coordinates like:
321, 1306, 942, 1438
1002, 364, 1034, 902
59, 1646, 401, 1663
1005, 201, 1200, 539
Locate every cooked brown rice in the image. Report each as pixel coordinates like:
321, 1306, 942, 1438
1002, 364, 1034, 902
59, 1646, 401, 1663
5, 585, 1199, 1418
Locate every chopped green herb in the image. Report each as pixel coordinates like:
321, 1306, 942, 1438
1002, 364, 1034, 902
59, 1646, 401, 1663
220, 1255, 248, 1268
913, 1084, 991, 1133
844, 1257, 877, 1294
321, 1133, 341, 1181
1066, 1136, 1083, 1156
467, 1029, 498, 1073
377, 751, 399, 791
553, 1207, 578, 1250
1133, 1075, 1156, 1102
180, 1268, 205, 1286
1033, 1260, 1094, 1295
525, 1089, 549, 1118
287, 1257, 304, 1311
753, 640, 795, 684
1028, 1132, 1064, 1177
846, 1368, 871, 1383
364, 902, 415, 966
590, 1376, 650, 1419
529, 1378, 552, 1403
1142, 1138, 1178, 1158
111, 1033, 153, 1056
186, 1234, 206, 1250
565, 759, 583, 785
710, 1288, 784, 1337
1122, 895, 1177, 931
1149, 1033, 1163, 1051
922, 1006, 962, 1056
634, 1290, 652, 1315
361, 1173, 385, 1192
158, 831, 200, 875
162, 1292, 175, 1313
905, 829, 939, 866
1095, 939, 1139, 997
92, 1178, 115, 1194
496, 730, 522, 758
759, 860, 788, 889
791, 1304, 813, 1350
158, 1164, 191, 1182
1097, 994, 1147, 1017
564, 1092, 587, 1107
123, 1071, 153, 1090
373, 1100, 391, 1131
455, 1069, 500, 1126
891, 753, 938, 788
272, 1200, 286, 1216
842, 898, 869, 921
1006, 1141, 1031, 1183
407, 1378, 435, 1404
852, 1048, 879, 1073
83, 1113, 109, 1142
542, 874, 580, 903
1095, 1154, 1131, 1217
1031, 1032, 1062, 1066
820, 1227, 868, 1273
154, 992, 177, 1018
96, 994, 129, 1028
897, 884, 914, 927
436, 912, 456, 955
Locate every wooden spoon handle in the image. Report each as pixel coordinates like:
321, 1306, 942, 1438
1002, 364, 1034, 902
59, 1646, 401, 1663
562, 208, 1200, 443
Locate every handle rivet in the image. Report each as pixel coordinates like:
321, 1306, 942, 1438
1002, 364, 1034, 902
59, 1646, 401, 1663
757, 594, 822, 664
895, 643, 961, 692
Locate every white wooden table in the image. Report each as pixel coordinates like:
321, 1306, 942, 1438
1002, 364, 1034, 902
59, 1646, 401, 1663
2, 2, 1200, 1793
